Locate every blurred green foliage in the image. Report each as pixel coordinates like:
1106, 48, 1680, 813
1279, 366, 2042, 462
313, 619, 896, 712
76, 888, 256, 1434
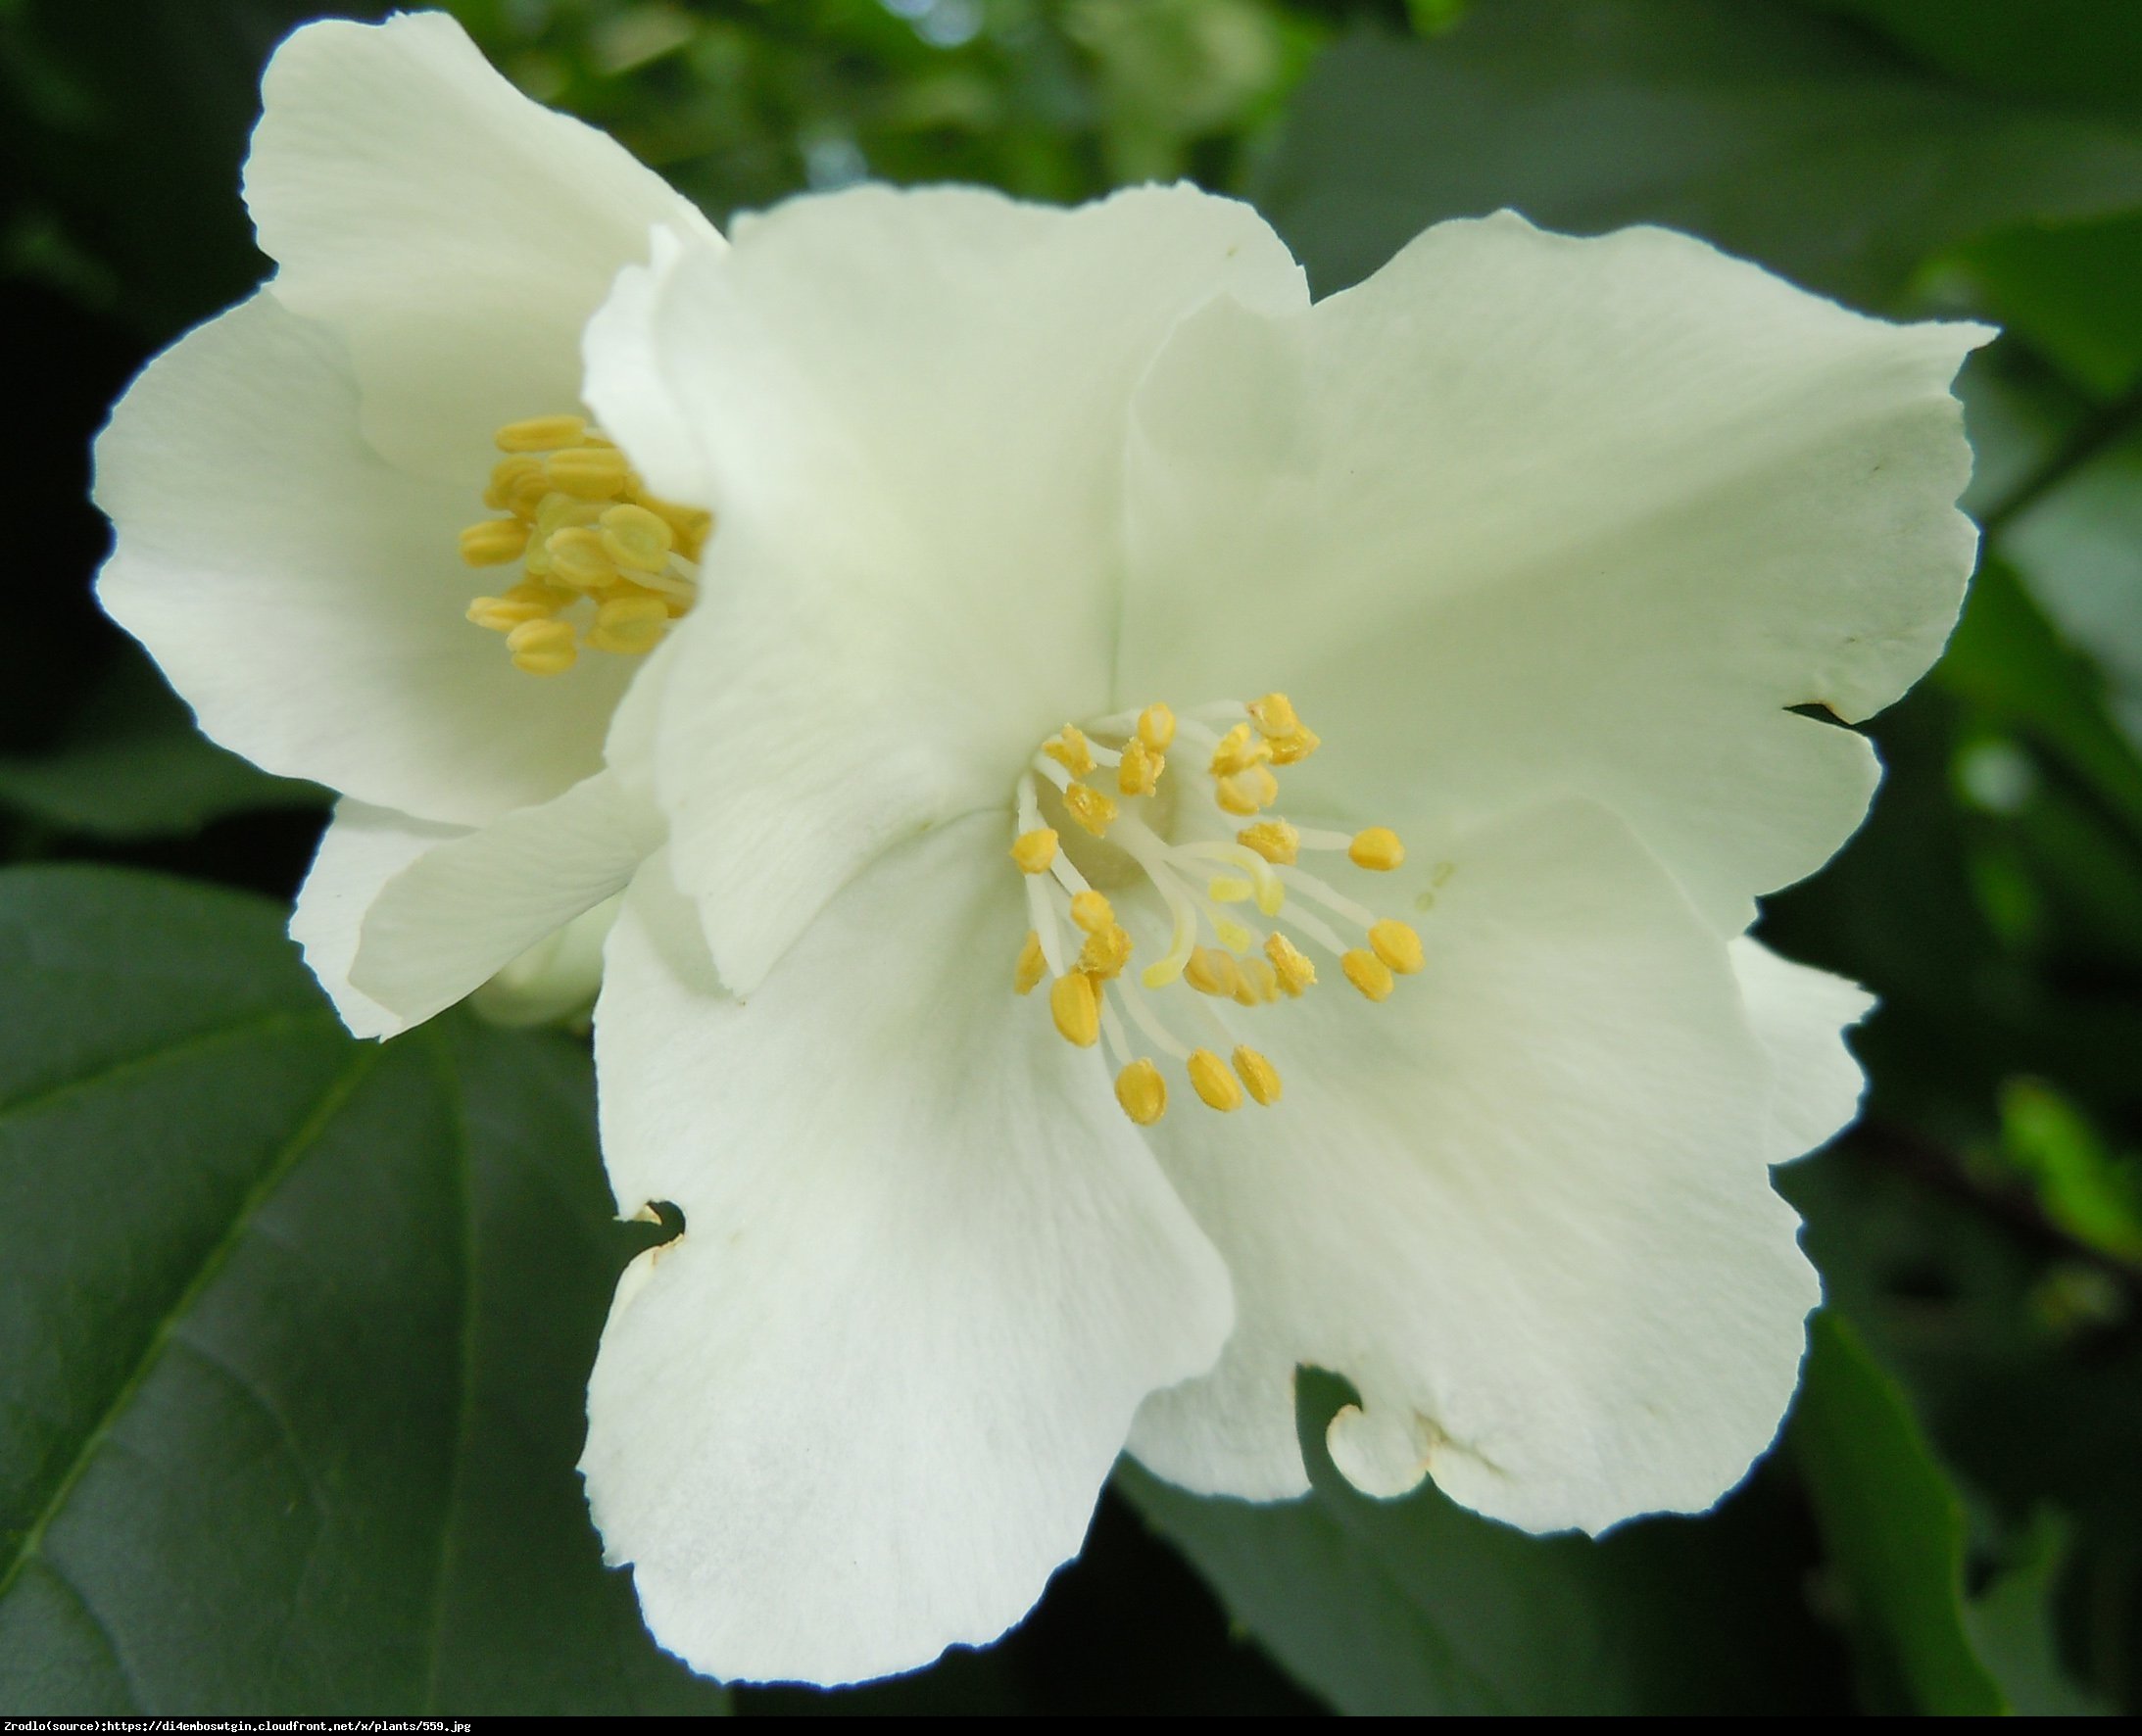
6, 0, 2142, 1716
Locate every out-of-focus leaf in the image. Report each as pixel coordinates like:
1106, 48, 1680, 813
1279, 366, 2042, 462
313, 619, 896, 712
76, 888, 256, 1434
1256, 0, 2142, 304
1120, 1369, 1846, 1715
1802, 0, 2142, 123
1997, 1081, 2142, 1266
1938, 559, 2142, 844
1791, 1311, 2006, 1714
2003, 429, 2142, 753
1966, 1511, 2114, 1715
1953, 214, 2142, 401
0, 867, 726, 1714
0, 649, 322, 839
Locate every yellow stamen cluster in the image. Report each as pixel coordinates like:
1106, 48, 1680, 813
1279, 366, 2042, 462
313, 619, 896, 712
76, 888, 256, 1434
1012, 690, 1434, 1129
461, 414, 712, 676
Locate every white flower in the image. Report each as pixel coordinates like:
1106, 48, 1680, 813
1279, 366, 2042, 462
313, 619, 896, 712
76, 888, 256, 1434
570, 187, 1988, 1685
94, 12, 714, 1036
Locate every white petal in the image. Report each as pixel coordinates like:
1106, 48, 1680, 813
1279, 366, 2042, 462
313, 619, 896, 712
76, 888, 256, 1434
290, 798, 462, 1040
581, 818, 1233, 1685
1127, 800, 1821, 1534
244, 12, 716, 475
584, 183, 1308, 992
1121, 213, 1991, 934
95, 290, 635, 823
1731, 936, 1876, 1166
350, 770, 655, 1030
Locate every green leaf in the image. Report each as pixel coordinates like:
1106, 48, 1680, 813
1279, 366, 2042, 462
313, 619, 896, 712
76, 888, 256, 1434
2001, 426, 2142, 755
1937, 558, 2142, 844
1996, 1081, 2142, 1266
1120, 1369, 1846, 1714
1966, 1511, 2113, 1716
1801, 0, 2142, 123
1256, 0, 2142, 304
1790, 1311, 2006, 1714
0, 650, 322, 840
1953, 214, 2142, 401
0, 866, 726, 1713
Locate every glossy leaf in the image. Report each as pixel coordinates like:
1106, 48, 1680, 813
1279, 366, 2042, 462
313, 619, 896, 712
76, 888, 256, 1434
1121, 1369, 1845, 1714
0, 866, 725, 1714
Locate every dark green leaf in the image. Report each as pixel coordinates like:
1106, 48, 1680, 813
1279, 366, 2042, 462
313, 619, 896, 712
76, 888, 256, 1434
1954, 215, 2142, 401
1121, 1368, 1846, 1714
1966, 1511, 2113, 1715
1256, 0, 2142, 304
0, 866, 725, 1714
1790, 1310, 2005, 1714
0, 650, 323, 840
1802, 0, 2142, 123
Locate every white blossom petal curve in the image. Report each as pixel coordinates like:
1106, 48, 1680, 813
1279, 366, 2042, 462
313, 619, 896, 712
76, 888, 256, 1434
349, 769, 656, 1031
580, 818, 1235, 1685
1119, 213, 1991, 936
1126, 800, 1821, 1532
95, 290, 634, 825
289, 798, 462, 1040
244, 10, 717, 476
1731, 936, 1876, 1167
585, 183, 1309, 993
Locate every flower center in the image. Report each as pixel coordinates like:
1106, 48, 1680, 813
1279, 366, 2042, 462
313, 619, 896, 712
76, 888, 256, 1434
457, 414, 712, 676
1008, 693, 1433, 1126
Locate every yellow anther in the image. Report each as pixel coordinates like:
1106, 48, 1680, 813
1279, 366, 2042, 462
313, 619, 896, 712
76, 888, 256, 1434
1207, 875, 1255, 904
1188, 1048, 1242, 1112
1237, 820, 1299, 865
634, 495, 714, 558
465, 595, 544, 633
1247, 693, 1299, 738
1184, 946, 1241, 997
458, 517, 529, 566
1369, 918, 1425, 975
1013, 931, 1047, 994
1043, 725, 1095, 778
1268, 726, 1320, 766
1349, 827, 1406, 871
506, 618, 577, 676
1254, 874, 1287, 919
1265, 933, 1316, 995
532, 492, 603, 537
1214, 919, 1255, 954
1233, 1045, 1282, 1105
1137, 702, 1176, 753
1215, 766, 1279, 815
484, 455, 546, 513
1234, 957, 1281, 1006
544, 526, 618, 591
1115, 1058, 1168, 1126
1070, 890, 1115, 934
1342, 947, 1395, 1002
1063, 783, 1118, 837
1118, 738, 1163, 797
1079, 923, 1134, 980
589, 594, 668, 655
495, 414, 587, 453
1010, 829, 1059, 874
1209, 722, 1273, 779
599, 503, 676, 573
1048, 970, 1101, 1048
465, 581, 566, 633
546, 445, 632, 499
